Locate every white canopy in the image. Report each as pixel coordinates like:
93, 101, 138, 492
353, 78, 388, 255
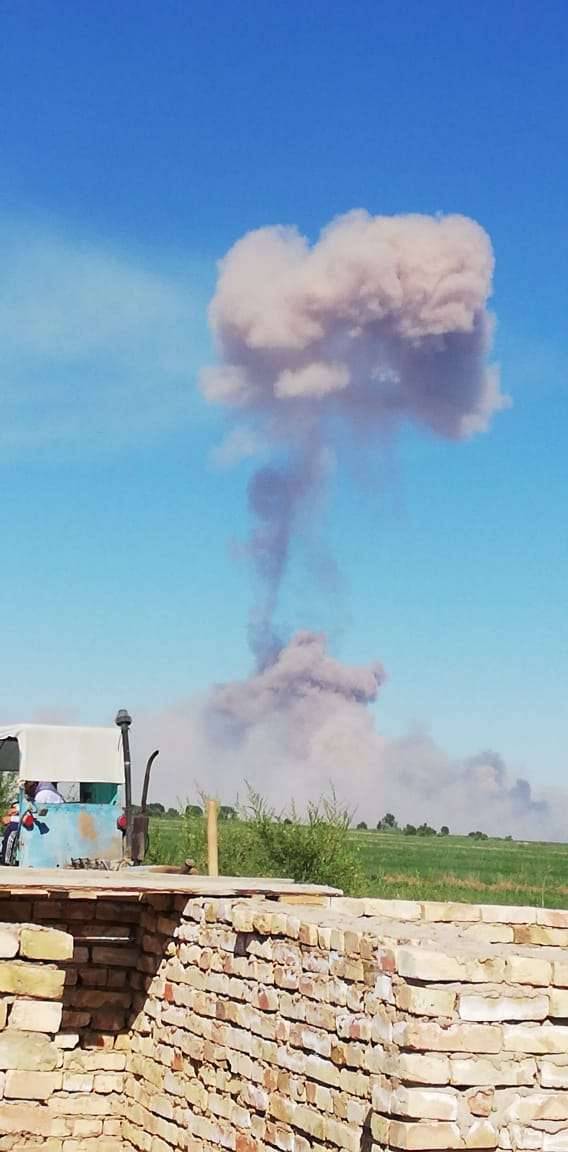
0, 724, 124, 785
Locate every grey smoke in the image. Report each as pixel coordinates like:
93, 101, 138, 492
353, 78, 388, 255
137, 209, 554, 838
135, 631, 560, 840
201, 210, 507, 662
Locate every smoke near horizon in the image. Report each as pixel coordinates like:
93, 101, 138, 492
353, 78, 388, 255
201, 209, 507, 665
136, 630, 562, 841
139, 209, 558, 839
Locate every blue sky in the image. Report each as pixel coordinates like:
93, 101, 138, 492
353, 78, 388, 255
1, 1, 567, 792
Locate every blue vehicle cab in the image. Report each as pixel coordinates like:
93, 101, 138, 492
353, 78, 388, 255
0, 714, 150, 868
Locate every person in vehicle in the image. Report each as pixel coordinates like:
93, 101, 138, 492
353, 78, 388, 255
0, 781, 65, 864
0, 801, 20, 865
24, 781, 64, 804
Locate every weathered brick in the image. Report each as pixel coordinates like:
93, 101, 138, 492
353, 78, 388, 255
0, 928, 19, 959
540, 1057, 568, 1088
396, 984, 456, 1017
395, 1052, 451, 1085
91, 946, 139, 968
395, 1020, 502, 1053
514, 925, 568, 947
507, 955, 552, 986
0, 962, 64, 1000
0, 1032, 61, 1071
459, 993, 548, 1022
552, 960, 568, 987
388, 1119, 463, 1149
503, 1024, 568, 1054
324, 1115, 360, 1151
367, 898, 422, 920
422, 902, 481, 923
466, 1087, 494, 1116
549, 989, 568, 1016
511, 1093, 568, 1122
478, 904, 535, 925
397, 946, 504, 984
391, 1087, 458, 1121
464, 1119, 498, 1148
63, 1072, 95, 1092
4, 1070, 61, 1099
0, 1102, 58, 1136
451, 1055, 536, 1086
9, 1000, 62, 1033
20, 927, 73, 962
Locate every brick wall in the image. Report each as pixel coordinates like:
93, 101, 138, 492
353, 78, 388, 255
1, 891, 568, 1150
125, 895, 568, 1152
0, 920, 124, 1150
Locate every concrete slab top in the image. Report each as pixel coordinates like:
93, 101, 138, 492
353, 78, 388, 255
0, 866, 340, 899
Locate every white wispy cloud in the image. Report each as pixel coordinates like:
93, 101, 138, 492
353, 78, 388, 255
0, 218, 211, 455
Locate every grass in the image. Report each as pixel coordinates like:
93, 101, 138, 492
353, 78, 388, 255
353, 829, 568, 907
148, 791, 364, 895
148, 817, 568, 908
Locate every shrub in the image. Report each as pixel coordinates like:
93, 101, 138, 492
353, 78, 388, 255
377, 812, 398, 831
416, 822, 436, 837
149, 786, 364, 895
440, 825, 450, 836
403, 824, 417, 836
0, 773, 16, 813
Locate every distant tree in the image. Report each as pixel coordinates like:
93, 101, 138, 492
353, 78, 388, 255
377, 812, 398, 831
356, 821, 368, 830
416, 822, 436, 837
184, 804, 203, 819
440, 825, 450, 836
504, 834, 513, 841
219, 805, 237, 821
403, 824, 417, 836
147, 802, 165, 816
166, 807, 179, 818
468, 830, 488, 841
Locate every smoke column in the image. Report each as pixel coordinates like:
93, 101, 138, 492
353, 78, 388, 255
139, 208, 559, 837
201, 210, 506, 662
136, 630, 563, 839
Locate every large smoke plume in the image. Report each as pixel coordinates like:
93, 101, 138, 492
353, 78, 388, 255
141, 208, 556, 838
201, 209, 507, 664
137, 630, 562, 839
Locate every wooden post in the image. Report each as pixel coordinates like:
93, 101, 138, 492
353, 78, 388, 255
207, 799, 219, 877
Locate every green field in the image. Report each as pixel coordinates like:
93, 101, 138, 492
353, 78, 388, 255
149, 820, 568, 908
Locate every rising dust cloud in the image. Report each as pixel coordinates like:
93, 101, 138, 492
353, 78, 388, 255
140, 211, 559, 838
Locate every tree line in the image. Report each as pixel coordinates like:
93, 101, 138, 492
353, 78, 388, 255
355, 812, 502, 840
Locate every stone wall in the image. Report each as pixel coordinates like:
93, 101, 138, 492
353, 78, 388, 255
1, 890, 568, 1150
0, 920, 124, 1150
122, 895, 568, 1152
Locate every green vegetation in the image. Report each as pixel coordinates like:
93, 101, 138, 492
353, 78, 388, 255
353, 828, 568, 907
0, 773, 15, 811
148, 789, 364, 895
148, 798, 568, 908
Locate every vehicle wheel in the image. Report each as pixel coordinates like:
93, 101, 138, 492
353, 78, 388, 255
1, 828, 19, 866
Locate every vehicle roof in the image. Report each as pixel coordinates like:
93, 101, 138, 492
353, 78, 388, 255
0, 724, 124, 784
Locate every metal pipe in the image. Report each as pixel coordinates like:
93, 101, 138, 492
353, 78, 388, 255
115, 709, 133, 860
141, 750, 159, 813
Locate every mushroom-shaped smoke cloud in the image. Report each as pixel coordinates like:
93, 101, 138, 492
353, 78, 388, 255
201, 210, 507, 665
